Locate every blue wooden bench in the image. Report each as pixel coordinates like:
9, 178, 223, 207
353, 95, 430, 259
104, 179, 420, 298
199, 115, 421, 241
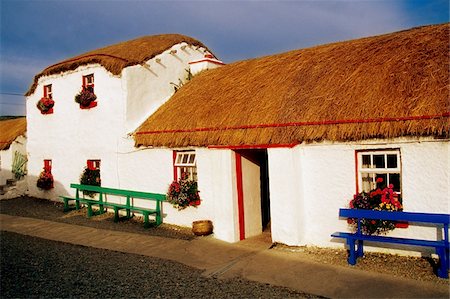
60, 184, 166, 227
331, 208, 450, 278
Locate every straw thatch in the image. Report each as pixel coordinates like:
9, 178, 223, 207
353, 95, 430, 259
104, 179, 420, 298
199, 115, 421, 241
135, 24, 449, 148
25, 34, 207, 96
0, 117, 26, 150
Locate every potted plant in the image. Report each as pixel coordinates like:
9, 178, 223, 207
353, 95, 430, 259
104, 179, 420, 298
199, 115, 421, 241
347, 178, 403, 235
36, 170, 54, 190
36, 97, 55, 114
80, 167, 101, 197
75, 88, 97, 109
167, 173, 201, 210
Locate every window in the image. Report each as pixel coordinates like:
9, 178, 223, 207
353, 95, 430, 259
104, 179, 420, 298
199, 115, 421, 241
44, 84, 52, 99
83, 74, 94, 93
44, 159, 52, 172
357, 150, 401, 193
174, 151, 197, 181
87, 159, 100, 171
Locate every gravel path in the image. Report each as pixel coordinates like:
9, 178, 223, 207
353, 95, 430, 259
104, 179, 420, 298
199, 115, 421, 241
1, 231, 316, 298
0, 196, 448, 286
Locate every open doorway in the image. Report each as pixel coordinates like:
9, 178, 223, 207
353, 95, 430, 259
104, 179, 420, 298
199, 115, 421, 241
235, 149, 270, 240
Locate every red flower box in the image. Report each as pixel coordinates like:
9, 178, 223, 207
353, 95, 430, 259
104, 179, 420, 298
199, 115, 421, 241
40, 108, 54, 115
80, 101, 97, 109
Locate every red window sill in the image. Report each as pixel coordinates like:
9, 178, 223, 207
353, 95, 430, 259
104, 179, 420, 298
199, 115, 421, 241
80, 101, 97, 110
40, 108, 54, 115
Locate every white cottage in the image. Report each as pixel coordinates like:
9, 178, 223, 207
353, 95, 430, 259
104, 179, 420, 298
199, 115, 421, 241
134, 23, 449, 251
0, 117, 27, 198
25, 34, 222, 203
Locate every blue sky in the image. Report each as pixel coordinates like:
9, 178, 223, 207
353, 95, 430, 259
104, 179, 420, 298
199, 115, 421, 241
1, 0, 448, 116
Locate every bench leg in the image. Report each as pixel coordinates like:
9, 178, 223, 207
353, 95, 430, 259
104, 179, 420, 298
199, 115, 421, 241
63, 198, 70, 212
436, 247, 449, 279
143, 212, 150, 228
357, 240, 364, 258
113, 207, 120, 222
75, 200, 80, 210
155, 212, 162, 226
87, 203, 93, 218
347, 239, 357, 265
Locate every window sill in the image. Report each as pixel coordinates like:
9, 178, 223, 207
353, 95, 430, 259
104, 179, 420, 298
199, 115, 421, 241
40, 108, 54, 115
80, 101, 97, 110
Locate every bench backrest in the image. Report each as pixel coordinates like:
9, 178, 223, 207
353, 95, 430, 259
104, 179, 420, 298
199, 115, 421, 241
339, 208, 450, 224
70, 183, 166, 201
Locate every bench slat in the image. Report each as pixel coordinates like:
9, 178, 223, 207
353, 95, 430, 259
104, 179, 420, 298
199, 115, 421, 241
331, 232, 447, 248
339, 208, 450, 224
70, 183, 166, 201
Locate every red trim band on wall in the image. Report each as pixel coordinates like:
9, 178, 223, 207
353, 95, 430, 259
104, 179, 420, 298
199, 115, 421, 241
235, 152, 245, 241
208, 143, 298, 149
136, 112, 450, 135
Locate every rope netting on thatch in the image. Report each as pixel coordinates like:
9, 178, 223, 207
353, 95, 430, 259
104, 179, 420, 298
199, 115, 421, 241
135, 23, 450, 147
0, 117, 26, 150
25, 34, 207, 96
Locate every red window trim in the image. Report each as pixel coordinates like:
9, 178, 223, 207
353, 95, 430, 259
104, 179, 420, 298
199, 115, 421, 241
87, 159, 100, 171
172, 151, 178, 181
44, 159, 52, 172
43, 84, 52, 99
82, 74, 95, 92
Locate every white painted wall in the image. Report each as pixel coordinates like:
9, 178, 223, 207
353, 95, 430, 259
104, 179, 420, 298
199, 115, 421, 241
241, 156, 262, 238
26, 42, 210, 202
267, 147, 305, 245
268, 138, 449, 256
124, 43, 208, 132
26, 64, 126, 200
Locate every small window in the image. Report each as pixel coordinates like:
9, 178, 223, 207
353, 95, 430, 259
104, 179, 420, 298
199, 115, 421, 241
87, 159, 100, 171
83, 74, 94, 93
174, 151, 197, 181
44, 159, 52, 172
44, 84, 52, 99
358, 150, 401, 193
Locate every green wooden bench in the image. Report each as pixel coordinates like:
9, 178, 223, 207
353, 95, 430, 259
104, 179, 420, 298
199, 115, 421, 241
60, 184, 166, 227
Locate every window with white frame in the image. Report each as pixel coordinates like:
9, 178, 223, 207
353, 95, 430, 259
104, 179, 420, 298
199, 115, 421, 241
358, 150, 401, 194
174, 151, 197, 181
44, 84, 52, 99
83, 74, 94, 93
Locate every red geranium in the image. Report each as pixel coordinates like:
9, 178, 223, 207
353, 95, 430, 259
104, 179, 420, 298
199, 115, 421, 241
36, 97, 55, 112
167, 175, 200, 210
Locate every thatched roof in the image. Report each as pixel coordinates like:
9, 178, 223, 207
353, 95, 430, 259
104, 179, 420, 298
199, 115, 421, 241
26, 34, 207, 96
135, 23, 449, 148
0, 117, 26, 150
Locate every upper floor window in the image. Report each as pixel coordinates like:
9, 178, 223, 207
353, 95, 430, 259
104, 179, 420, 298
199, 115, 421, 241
174, 151, 197, 181
83, 74, 94, 93
44, 84, 52, 99
357, 150, 401, 194
87, 159, 100, 171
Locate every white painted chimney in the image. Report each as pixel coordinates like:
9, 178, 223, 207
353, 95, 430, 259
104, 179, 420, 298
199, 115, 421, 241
189, 53, 224, 76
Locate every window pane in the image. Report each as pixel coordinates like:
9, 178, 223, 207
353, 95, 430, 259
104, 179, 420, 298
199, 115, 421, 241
362, 155, 371, 168
373, 155, 385, 168
375, 173, 387, 188
361, 173, 373, 192
387, 154, 397, 168
176, 154, 182, 164
182, 154, 189, 164
188, 154, 195, 164
389, 173, 401, 192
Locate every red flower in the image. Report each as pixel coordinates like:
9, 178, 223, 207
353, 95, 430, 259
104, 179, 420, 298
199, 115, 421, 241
376, 177, 383, 183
